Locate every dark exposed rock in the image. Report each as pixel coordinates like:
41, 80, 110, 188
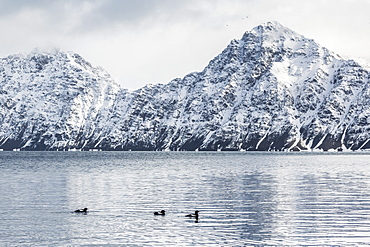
0, 22, 369, 151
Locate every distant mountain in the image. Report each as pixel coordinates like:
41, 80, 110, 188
1, 22, 369, 151
0, 49, 121, 150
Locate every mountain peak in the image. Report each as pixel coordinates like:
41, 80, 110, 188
256, 21, 286, 30
0, 22, 369, 151
242, 21, 305, 44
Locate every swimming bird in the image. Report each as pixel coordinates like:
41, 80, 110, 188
185, 210, 199, 218
74, 208, 88, 213
154, 210, 165, 215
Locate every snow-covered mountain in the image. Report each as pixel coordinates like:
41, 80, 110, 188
1, 21, 370, 151
0, 49, 121, 150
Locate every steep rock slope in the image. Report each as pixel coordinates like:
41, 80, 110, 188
97, 21, 370, 151
1, 22, 370, 151
0, 49, 120, 150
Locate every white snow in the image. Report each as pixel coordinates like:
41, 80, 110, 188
0, 21, 369, 151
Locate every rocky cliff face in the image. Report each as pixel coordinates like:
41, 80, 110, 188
1, 22, 369, 151
0, 49, 121, 150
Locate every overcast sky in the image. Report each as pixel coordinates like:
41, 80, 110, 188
0, 0, 369, 89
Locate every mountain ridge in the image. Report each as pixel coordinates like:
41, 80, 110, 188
0, 21, 369, 151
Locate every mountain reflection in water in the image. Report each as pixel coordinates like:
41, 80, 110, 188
0, 151, 370, 246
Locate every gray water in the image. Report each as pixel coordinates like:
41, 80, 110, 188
1, 151, 370, 246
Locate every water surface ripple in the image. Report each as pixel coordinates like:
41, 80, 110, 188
1, 152, 370, 246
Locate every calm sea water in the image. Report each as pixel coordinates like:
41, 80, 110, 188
1, 151, 370, 246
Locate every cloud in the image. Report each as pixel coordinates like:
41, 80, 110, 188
0, 0, 369, 89
0, 0, 50, 16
